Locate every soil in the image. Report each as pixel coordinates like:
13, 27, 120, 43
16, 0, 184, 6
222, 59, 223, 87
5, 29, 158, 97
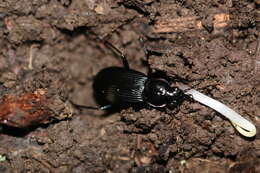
0, 0, 259, 173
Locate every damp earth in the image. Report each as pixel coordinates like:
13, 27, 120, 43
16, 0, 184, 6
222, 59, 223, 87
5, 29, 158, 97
0, 0, 259, 173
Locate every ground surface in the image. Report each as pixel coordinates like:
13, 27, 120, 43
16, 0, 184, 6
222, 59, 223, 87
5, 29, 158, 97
0, 0, 259, 173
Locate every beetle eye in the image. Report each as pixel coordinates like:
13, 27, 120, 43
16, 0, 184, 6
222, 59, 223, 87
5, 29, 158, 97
143, 79, 171, 107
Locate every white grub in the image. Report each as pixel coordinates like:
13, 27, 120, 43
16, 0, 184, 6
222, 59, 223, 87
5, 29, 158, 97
180, 85, 256, 137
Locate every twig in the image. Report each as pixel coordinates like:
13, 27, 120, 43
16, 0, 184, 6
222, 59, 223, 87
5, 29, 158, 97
28, 44, 37, 69
153, 13, 230, 33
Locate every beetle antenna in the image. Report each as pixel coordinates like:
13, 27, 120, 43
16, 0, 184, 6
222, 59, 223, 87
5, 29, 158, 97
176, 78, 203, 93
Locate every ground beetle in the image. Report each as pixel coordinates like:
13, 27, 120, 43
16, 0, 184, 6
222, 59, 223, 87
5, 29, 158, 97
88, 38, 188, 111
73, 36, 257, 138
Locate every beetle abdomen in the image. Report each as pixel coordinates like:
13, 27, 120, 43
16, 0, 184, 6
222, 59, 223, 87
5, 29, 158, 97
93, 67, 147, 107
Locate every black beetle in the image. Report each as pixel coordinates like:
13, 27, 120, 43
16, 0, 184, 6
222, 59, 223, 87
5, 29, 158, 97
90, 39, 188, 111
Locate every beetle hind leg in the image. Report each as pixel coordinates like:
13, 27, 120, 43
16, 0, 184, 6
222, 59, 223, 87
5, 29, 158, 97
70, 101, 112, 111
102, 39, 130, 69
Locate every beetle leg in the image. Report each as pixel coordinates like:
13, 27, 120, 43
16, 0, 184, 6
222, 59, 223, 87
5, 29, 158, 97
88, 31, 130, 69
102, 39, 130, 69
70, 101, 112, 111
139, 37, 149, 58
100, 105, 112, 110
